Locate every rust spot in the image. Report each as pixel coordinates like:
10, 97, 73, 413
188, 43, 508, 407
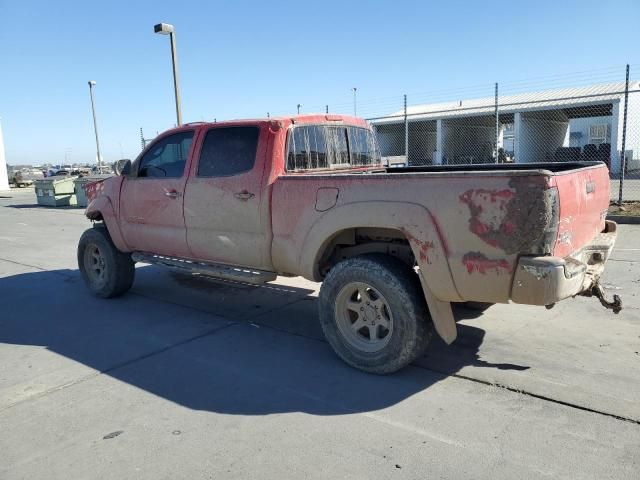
462, 252, 511, 275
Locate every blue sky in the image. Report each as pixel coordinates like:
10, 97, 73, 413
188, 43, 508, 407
1, 0, 639, 165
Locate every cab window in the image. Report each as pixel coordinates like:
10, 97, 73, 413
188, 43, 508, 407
138, 131, 194, 178
197, 126, 260, 177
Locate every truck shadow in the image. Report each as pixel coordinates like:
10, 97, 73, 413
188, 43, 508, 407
0, 266, 529, 416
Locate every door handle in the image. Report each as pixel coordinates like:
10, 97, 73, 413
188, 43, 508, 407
234, 190, 255, 201
165, 189, 181, 199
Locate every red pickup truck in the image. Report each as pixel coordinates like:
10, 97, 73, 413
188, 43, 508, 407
78, 114, 619, 373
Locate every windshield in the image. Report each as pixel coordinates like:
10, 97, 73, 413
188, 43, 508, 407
286, 125, 380, 171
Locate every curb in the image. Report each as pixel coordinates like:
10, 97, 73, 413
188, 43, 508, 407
607, 215, 640, 225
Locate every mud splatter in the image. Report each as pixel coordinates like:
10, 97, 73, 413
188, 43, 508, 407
460, 177, 554, 254
462, 252, 512, 274
402, 230, 435, 264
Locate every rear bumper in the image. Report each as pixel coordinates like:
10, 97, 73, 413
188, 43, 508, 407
510, 220, 617, 306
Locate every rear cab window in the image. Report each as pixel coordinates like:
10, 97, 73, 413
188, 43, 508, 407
197, 126, 260, 177
286, 125, 380, 172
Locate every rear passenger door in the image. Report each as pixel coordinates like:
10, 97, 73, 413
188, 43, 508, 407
184, 125, 271, 269
119, 129, 195, 257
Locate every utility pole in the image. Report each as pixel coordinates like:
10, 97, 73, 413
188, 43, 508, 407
494, 82, 499, 162
88, 81, 102, 168
352, 87, 358, 116
154, 23, 183, 126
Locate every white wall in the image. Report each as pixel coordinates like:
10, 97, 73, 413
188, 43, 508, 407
408, 121, 436, 165
516, 112, 569, 163
442, 117, 495, 164
622, 90, 640, 171
0, 120, 9, 190
569, 115, 612, 148
374, 124, 405, 157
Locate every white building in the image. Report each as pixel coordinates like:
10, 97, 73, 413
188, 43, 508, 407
371, 82, 640, 174
0, 119, 9, 190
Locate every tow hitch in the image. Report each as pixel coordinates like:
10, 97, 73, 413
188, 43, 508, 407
580, 282, 622, 314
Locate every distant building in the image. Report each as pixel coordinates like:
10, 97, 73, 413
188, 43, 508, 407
0, 119, 9, 190
370, 82, 640, 174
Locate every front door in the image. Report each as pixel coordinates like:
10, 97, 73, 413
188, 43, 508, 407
120, 129, 196, 257
184, 125, 271, 269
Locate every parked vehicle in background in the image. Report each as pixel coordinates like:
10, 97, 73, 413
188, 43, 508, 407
77, 114, 620, 374
13, 169, 44, 187
92, 165, 113, 175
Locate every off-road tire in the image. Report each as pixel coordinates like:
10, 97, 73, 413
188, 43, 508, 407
319, 254, 433, 374
78, 226, 135, 298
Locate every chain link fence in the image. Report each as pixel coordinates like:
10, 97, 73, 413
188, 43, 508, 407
362, 65, 640, 203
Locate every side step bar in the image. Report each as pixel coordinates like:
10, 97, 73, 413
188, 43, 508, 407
131, 252, 277, 285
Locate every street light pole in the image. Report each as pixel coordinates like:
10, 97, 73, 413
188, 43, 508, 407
87, 81, 102, 168
352, 87, 357, 116
154, 23, 182, 126
297, 104, 301, 114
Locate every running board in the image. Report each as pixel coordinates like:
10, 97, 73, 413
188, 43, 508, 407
131, 252, 277, 285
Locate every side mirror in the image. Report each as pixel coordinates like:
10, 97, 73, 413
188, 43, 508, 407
115, 159, 132, 176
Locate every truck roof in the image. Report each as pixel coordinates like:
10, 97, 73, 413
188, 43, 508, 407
182, 114, 369, 129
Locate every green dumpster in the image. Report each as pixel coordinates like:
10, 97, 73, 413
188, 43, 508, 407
34, 176, 78, 207
74, 174, 113, 207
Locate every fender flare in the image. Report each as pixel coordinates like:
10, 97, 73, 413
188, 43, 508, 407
85, 196, 131, 252
299, 201, 460, 344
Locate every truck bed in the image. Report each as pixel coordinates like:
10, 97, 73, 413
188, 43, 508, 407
271, 161, 610, 305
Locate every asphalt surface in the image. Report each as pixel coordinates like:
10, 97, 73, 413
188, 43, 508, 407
1, 187, 639, 479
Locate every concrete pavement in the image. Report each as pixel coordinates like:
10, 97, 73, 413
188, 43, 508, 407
1, 187, 639, 479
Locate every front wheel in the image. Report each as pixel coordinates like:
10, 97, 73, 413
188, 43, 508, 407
78, 226, 135, 298
319, 254, 433, 374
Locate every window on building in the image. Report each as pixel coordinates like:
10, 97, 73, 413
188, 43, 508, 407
286, 125, 379, 171
138, 131, 194, 178
197, 127, 260, 177
589, 124, 610, 145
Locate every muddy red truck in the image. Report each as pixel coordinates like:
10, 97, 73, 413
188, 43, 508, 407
78, 114, 620, 373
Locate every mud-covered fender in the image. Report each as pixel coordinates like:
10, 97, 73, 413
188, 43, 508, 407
298, 201, 461, 344
85, 196, 131, 252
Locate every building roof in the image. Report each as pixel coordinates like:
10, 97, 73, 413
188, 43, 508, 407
371, 81, 640, 124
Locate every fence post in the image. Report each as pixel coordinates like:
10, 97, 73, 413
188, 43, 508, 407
404, 94, 409, 163
494, 82, 499, 163
618, 64, 630, 205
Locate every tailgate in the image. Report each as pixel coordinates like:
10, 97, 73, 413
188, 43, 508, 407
551, 163, 610, 258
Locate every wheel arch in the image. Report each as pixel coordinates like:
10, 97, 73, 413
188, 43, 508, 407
85, 196, 131, 252
299, 201, 461, 344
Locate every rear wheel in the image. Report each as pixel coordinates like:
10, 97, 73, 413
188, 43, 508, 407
78, 226, 135, 298
319, 254, 433, 374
